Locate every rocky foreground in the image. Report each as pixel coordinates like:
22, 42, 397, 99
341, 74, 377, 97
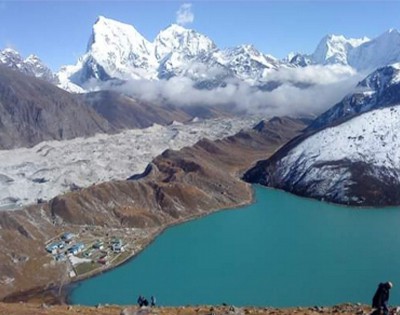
0, 303, 373, 315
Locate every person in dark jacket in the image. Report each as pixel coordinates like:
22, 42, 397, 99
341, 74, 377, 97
137, 295, 144, 307
372, 282, 393, 315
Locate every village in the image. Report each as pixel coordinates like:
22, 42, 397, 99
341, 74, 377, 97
44, 226, 157, 278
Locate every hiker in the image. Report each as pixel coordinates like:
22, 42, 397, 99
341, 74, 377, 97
137, 295, 144, 307
142, 297, 149, 306
151, 295, 156, 307
372, 281, 393, 315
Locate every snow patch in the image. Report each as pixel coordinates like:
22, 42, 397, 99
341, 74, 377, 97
278, 105, 400, 197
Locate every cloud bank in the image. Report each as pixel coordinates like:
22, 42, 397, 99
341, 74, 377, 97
176, 3, 194, 26
109, 64, 362, 118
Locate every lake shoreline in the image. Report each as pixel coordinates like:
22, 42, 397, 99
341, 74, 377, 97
6, 183, 397, 306
3, 185, 255, 306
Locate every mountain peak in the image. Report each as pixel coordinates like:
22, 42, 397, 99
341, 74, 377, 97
25, 54, 41, 62
235, 44, 257, 52
90, 15, 147, 47
324, 34, 347, 42
2, 47, 19, 53
94, 15, 124, 27
379, 28, 400, 39
321, 33, 369, 45
154, 23, 216, 60
0, 48, 55, 82
312, 33, 369, 65
86, 15, 156, 76
162, 23, 189, 33
386, 28, 399, 35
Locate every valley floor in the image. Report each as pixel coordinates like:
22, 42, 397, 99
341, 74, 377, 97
0, 303, 372, 315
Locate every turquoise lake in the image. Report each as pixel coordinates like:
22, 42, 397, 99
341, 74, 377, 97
70, 186, 400, 307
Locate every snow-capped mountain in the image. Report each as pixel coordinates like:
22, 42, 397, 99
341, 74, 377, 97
59, 16, 158, 91
58, 17, 223, 89
213, 44, 281, 83
312, 34, 369, 65
155, 24, 221, 81
291, 29, 400, 72
286, 52, 312, 67
154, 24, 216, 60
245, 104, 400, 206
308, 63, 400, 130
57, 16, 287, 92
55, 16, 400, 94
348, 29, 400, 71
0, 48, 55, 82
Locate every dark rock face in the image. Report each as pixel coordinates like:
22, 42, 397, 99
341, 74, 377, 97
245, 157, 400, 206
82, 90, 231, 130
0, 65, 112, 149
0, 65, 233, 149
288, 53, 312, 67
251, 116, 307, 145
82, 90, 190, 129
69, 56, 114, 87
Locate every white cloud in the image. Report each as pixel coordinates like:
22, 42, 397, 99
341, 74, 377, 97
94, 64, 362, 118
176, 3, 194, 26
264, 64, 358, 86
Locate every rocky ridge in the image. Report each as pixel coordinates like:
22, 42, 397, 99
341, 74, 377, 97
0, 65, 112, 149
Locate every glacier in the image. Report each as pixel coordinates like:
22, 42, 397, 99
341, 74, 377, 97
0, 116, 262, 211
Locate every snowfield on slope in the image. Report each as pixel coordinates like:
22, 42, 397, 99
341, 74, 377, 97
278, 105, 400, 197
0, 117, 261, 211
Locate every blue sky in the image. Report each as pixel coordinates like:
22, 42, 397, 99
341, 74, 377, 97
1, 1, 399, 71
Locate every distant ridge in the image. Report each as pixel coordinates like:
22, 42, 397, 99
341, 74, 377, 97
0, 65, 112, 149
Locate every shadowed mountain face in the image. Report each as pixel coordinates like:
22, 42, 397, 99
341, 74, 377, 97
0, 116, 305, 300
83, 91, 191, 129
82, 90, 230, 130
307, 64, 400, 131
0, 66, 112, 149
0, 66, 233, 150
